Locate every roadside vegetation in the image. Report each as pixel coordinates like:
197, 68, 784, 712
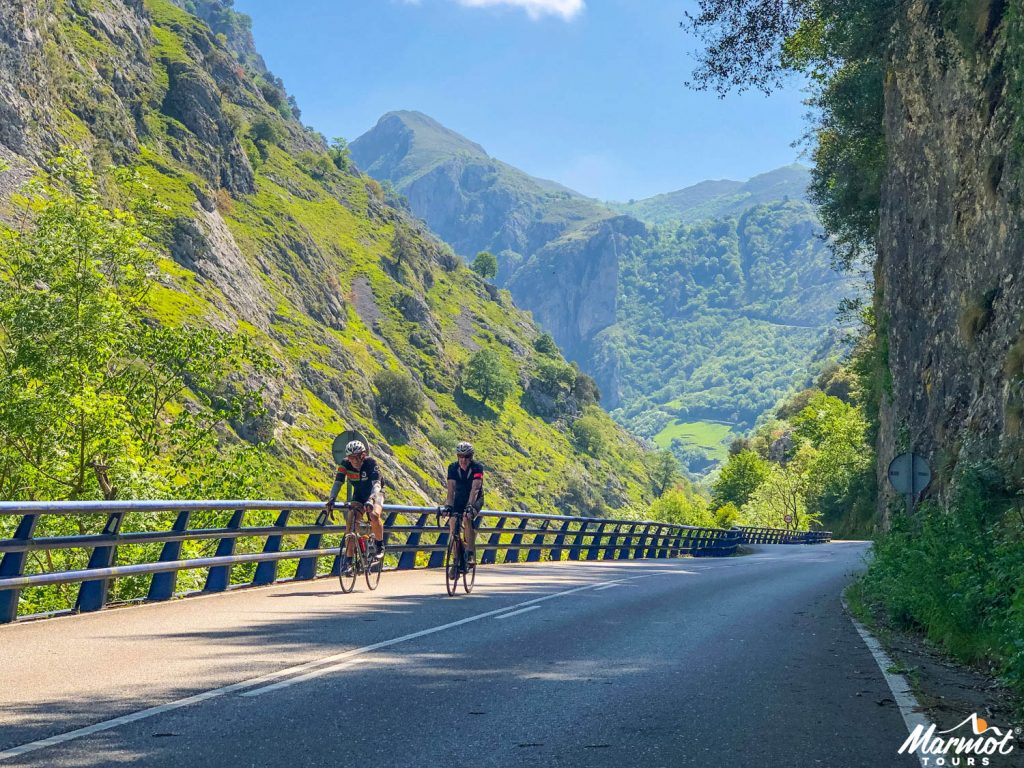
685, 0, 1024, 697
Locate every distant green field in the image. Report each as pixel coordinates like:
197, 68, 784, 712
653, 420, 735, 462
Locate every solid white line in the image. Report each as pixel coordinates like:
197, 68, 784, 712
594, 583, 622, 591
495, 605, 541, 619
847, 610, 931, 768
0, 563, 684, 760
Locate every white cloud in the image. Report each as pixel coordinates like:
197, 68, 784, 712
454, 0, 584, 20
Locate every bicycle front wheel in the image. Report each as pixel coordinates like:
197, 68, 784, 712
463, 554, 476, 594
365, 542, 382, 591
444, 537, 460, 597
338, 537, 357, 593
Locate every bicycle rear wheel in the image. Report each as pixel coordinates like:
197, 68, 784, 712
444, 537, 460, 597
365, 540, 382, 591
338, 537, 357, 593
463, 554, 476, 594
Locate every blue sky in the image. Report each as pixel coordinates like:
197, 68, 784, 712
232, 0, 809, 201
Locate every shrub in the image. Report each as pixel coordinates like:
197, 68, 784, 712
533, 332, 558, 356
572, 408, 607, 455
373, 369, 424, 423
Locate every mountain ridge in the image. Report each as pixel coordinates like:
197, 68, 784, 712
351, 112, 851, 472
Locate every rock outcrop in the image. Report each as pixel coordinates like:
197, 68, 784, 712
877, 0, 1024, 512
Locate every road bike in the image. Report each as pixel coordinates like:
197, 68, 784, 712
439, 506, 476, 596
338, 504, 383, 593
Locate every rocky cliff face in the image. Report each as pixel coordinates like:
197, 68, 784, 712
351, 111, 625, 365
877, 0, 1024, 512
509, 215, 645, 377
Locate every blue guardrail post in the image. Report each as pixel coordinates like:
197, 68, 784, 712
253, 510, 291, 586
399, 513, 430, 570
204, 509, 245, 593
480, 516, 506, 566
148, 511, 192, 601
0, 514, 38, 624
75, 512, 126, 613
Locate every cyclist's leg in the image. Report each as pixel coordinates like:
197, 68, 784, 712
345, 506, 358, 557
369, 492, 385, 551
464, 510, 476, 563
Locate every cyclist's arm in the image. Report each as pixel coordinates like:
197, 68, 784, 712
467, 479, 482, 508
327, 469, 345, 504
366, 460, 382, 499
467, 465, 483, 508
445, 479, 456, 507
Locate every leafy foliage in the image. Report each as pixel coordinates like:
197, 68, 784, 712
862, 462, 1024, 694
471, 250, 498, 281
462, 349, 516, 405
712, 450, 769, 509
650, 449, 683, 497
373, 369, 424, 423
0, 151, 272, 502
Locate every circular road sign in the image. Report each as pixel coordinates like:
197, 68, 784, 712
332, 430, 369, 467
887, 452, 932, 497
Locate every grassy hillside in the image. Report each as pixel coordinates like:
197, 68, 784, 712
0, 0, 658, 514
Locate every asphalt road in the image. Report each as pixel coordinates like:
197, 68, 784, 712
0, 543, 920, 767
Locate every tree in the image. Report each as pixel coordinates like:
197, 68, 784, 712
472, 250, 498, 281
329, 137, 351, 171
741, 452, 820, 531
711, 450, 770, 509
0, 150, 273, 501
373, 369, 424, 423
650, 449, 682, 497
571, 410, 607, 456
650, 488, 715, 527
533, 332, 558, 356
462, 349, 516, 405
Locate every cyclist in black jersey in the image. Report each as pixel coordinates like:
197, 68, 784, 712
442, 441, 484, 566
326, 440, 385, 575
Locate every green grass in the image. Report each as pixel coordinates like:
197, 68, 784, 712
653, 420, 735, 461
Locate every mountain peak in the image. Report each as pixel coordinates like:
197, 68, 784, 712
351, 111, 489, 185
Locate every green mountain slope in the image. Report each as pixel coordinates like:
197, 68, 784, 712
605, 200, 848, 472
0, 0, 657, 513
612, 165, 812, 226
352, 114, 851, 473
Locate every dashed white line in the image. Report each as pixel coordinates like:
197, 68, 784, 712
0, 563, 691, 761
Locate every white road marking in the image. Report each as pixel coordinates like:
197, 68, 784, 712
594, 583, 622, 590
0, 561, 717, 761
846, 606, 931, 768
495, 605, 541, 619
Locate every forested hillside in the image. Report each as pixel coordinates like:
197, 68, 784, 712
608, 199, 848, 472
354, 113, 852, 472
0, 0, 659, 515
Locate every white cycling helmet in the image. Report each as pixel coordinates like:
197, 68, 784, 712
346, 440, 367, 457
455, 441, 474, 456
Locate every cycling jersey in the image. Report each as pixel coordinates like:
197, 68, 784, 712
331, 457, 382, 504
447, 460, 484, 512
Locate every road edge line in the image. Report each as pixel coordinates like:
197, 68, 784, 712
842, 597, 931, 768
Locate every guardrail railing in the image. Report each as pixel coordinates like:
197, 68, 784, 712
0, 501, 830, 623
736, 526, 832, 545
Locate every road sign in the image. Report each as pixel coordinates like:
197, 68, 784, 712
887, 452, 932, 500
332, 430, 369, 467
784, 515, 792, 524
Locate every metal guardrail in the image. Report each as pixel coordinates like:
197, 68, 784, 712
736, 526, 832, 545
0, 501, 830, 623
